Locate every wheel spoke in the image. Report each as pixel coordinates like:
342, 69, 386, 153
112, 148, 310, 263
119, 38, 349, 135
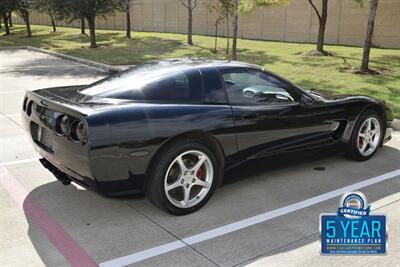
360, 140, 368, 152
369, 142, 375, 151
182, 186, 191, 206
176, 155, 187, 172
165, 179, 182, 192
193, 178, 210, 189
358, 133, 366, 139
366, 118, 372, 132
371, 128, 379, 136
191, 155, 206, 173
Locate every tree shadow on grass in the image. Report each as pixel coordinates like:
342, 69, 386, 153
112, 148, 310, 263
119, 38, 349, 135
63, 36, 185, 65
2, 26, 186, 65
239, 49, 284, 66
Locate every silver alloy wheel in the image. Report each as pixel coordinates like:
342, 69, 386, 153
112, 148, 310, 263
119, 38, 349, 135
357, 117, 381, 157
164, 150, 213, 208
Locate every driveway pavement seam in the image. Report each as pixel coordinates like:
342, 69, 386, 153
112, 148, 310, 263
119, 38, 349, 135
125, 203, 220, 266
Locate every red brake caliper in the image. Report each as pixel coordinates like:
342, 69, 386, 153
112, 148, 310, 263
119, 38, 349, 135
196, 166, 205, 180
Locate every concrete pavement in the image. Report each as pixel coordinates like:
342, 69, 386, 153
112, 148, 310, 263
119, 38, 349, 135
1, 49, 399, 267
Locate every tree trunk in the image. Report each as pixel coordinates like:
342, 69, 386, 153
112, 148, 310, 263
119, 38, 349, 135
225, 8, 229, 55
126, 9, 131, 38
231, 0, 238, 60
80, 17, 86, 34
187, 0, 193, 45
50, 14, 56, 32
87, 16, 97, 48
23, 12, 32, 37
2, 13, 10, 35
316, 0, 328, 53
8, 12, 12, 27
214, 22, 218, 53
361, 0, 379, 72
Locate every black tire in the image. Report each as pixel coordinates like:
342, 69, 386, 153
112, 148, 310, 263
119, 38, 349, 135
146, 138, 220, 215
347, 109, 383, 161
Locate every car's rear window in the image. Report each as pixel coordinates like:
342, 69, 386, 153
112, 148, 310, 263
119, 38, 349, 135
80, 63, 203, 102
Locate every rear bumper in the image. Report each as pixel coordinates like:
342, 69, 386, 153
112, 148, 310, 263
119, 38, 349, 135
22, 92, 145, 197
39, 156, 145, 197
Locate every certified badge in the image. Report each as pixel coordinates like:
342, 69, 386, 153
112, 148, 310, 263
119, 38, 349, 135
320, 191, 387, 254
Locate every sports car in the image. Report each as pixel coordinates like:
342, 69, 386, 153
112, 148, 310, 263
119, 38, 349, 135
22, 59, 393, 214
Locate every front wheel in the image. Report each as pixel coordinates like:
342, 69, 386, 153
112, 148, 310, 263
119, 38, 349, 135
348, 110, 383, 161
146, 139, 219, 215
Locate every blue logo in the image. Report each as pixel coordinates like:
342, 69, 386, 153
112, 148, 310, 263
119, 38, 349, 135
320, 191, 387, 254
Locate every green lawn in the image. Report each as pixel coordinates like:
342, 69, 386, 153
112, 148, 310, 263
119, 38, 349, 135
1, 24, 399, 117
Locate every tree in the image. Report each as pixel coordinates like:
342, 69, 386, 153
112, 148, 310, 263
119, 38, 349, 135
179, 0, 198, 45
33, 0, 58, 32
0, 0, 15, 35
307, 0, 328, 55
231, 0, 290, 60
119, 0, 132, 38
204, 0, 230, 53
361, 0, 379, 72
8, 11, 12, 26
80, 17, 86, 35
49, 0, 120, 48
232, 0, 238, 59
15, 0, 32, 37
224, 0, 234, 54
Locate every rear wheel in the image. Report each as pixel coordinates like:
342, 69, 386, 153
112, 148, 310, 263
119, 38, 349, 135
348, 110, 383, 161
146, 139, 219, 215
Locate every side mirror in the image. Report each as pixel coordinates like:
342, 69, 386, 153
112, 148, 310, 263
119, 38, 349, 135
300, 94, 315, 108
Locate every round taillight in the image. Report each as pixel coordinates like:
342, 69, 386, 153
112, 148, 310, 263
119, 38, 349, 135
23, 97, 28, 111
60, 115, 70, 134
76, 121, 87, 143
26, 100, 33, 116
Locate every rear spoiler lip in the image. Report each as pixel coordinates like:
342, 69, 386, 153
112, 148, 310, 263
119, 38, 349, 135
26, 90, 95, 118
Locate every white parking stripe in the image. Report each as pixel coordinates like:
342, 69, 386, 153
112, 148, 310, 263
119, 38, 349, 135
0, 90, 26, 94
0, 113, 20, 118
2, 157, 40, 166
99, 169, 400, 267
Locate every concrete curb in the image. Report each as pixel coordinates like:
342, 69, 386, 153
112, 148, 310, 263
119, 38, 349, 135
0, 46, 124, 73
392, 119, 400, 132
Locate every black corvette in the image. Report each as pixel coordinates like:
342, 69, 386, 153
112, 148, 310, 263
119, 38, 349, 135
22, 59, 393, 214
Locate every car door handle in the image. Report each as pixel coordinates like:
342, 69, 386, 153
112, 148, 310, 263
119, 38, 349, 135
241, 112, 258, 119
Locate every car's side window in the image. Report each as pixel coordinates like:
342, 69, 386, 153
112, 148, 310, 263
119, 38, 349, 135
221, 69, 300, 106
87, 69, 203, 102
201, 68, 228, 104
139, 69, 202, 101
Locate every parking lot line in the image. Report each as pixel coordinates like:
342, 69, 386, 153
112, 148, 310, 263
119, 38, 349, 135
2, 158, 40, 166
0, 90, 26, 94
99, 168, 400, 267
0, 163, 98, 267
0, 113, 21, 118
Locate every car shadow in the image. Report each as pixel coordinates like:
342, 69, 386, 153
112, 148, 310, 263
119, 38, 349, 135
22, 144, 400, 265
223, 144, 345, 185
